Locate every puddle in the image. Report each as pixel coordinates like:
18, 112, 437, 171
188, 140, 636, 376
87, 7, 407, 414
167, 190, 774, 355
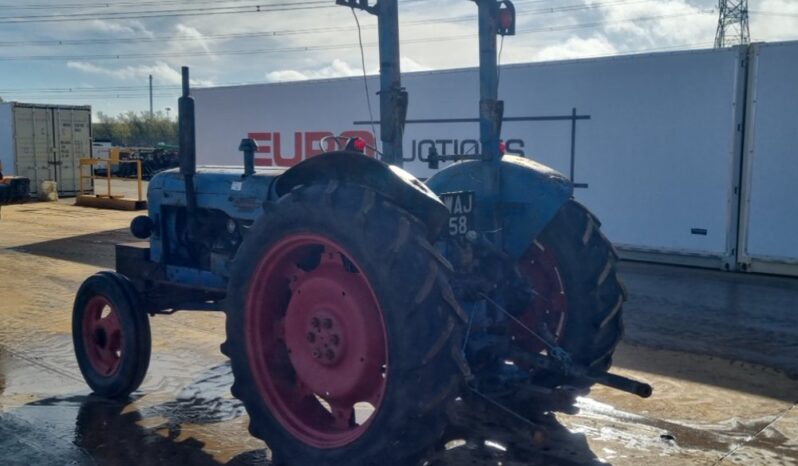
0, 363, 608, 466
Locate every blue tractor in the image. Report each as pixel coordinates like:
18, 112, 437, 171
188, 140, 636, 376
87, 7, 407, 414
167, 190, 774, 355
72, 1, 651, 464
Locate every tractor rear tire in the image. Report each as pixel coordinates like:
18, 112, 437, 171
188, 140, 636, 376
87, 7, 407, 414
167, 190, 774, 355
72, 271, 151, 399
224, 182, 467, 466
517, 200, 625, 388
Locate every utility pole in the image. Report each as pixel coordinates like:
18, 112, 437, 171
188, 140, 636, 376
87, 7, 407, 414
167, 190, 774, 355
715, 0, 750, 48
149, 74, 154, 118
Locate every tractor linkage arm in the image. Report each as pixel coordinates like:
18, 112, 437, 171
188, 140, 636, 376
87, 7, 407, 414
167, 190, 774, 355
480, 293, 653, 399
451, 234, 652, 400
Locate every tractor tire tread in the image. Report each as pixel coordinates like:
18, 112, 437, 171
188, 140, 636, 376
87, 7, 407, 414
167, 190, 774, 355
72, 272, 151, 399
534, 200, 624, 386
224, 183, 464, 466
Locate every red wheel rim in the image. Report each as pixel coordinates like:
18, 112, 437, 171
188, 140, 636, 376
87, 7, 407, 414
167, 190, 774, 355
245, 234, 388, 449
514, 239, 568, 354
82, 295, 124, 376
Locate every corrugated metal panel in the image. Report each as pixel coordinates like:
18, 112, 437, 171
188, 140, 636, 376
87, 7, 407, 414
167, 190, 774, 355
13, 105, 54, 193
53, 107, 91, 194
737, 41, 798, 276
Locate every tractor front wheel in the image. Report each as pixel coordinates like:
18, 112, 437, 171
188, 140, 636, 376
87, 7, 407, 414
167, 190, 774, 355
72, 272, 151, 398
225, 182, 466, 466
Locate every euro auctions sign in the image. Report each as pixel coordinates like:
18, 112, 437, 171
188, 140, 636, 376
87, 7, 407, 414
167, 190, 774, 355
247, 130, 378, 166
195, 48, 752, 262
244, 129, 526, 168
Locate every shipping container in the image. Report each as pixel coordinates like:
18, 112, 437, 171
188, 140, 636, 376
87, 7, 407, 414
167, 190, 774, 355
195, 46, 748, 270
0, 103, 92, 196
737, 41, 798, 276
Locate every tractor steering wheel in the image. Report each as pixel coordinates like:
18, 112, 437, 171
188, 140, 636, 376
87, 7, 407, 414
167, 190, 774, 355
319, 135, 355, 153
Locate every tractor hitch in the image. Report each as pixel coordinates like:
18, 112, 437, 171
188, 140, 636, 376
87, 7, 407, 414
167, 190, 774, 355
525, 353, 653, 399
479, 292, 653, 399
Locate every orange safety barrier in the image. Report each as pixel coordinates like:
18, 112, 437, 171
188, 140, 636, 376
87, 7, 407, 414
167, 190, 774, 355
76, 158, 146, 210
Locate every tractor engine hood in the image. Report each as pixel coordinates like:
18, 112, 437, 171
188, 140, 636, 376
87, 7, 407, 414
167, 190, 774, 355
148, 167, 285, 221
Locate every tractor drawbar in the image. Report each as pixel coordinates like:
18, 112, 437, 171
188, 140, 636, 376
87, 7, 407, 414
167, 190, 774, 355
526, 353, 653, 398
481, 292, 652, 399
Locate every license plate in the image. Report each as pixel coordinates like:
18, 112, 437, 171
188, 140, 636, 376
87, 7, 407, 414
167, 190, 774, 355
440, 191, 475, 236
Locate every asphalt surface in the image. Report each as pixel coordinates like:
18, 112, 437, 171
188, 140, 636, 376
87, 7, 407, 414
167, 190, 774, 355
0, 186, 796, 466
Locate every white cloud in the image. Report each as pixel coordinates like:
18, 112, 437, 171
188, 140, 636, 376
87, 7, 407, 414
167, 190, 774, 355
87, 20, 154, 38
265, 59, 361, 82
175, 24, 212, 54
399, 57, 431, 73
264, 69, 309, 82
536, 35, 618, 61
265, 56, 431, 83
67, 61, 214, 86
588, 0, 717, 50
751, 0, 798, 42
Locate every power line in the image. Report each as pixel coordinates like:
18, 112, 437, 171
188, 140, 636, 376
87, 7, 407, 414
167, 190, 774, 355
0, 11, 714, 62
0, 0, 676, 51
0, 41, 719, 101
0, 0, 576, 11
0, 0, 652, 24
0, 2, 333, 24
350, 7, 377, 149
0, 39, 718, 101
0, 0, 665, 48
0, 16, 468, 47
0, 0, 277, 9
749, 10, 798, 18
0, 84, 186, 92
0, 94, 176, 100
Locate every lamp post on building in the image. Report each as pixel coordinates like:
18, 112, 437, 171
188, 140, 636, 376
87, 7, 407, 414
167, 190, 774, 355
149, 75, 154, 118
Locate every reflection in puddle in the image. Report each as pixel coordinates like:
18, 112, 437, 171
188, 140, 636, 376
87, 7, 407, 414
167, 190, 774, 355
2, 363, 613, 466
4, 360, 796, 465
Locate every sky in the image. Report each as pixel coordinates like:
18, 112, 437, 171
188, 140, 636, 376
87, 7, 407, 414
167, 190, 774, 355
0, 0, 795, 119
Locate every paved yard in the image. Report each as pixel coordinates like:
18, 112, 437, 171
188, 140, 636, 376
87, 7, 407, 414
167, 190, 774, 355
0, 194, 795, 465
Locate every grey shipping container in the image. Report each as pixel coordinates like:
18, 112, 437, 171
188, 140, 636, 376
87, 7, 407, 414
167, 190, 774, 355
0, 102, 92, 195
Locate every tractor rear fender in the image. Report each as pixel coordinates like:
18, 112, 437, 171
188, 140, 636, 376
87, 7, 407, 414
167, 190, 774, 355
425, 155, 574, 259
274, 151, 450, 237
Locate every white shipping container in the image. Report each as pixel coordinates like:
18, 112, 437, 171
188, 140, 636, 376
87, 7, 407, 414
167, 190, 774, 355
194, 47, 748, 269
738, 41, 798, 276
0, 103, 92, 195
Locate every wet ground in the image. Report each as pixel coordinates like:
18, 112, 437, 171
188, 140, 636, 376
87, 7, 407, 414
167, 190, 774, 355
0, 187, 796, 465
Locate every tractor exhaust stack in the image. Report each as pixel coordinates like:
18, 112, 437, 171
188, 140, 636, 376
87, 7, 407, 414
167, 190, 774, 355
178, 66, 198, 222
